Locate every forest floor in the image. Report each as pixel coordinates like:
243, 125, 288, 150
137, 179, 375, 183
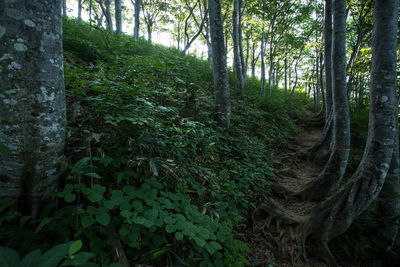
236, 118, 334, 266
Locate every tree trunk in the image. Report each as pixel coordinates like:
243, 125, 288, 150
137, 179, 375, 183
238, 0, 246, 83
63, 0, 67, 16
133, 0, 141, 41
78, 0, 83, 23
284, 56, 288, 95
115, 0, 122, 34
181, 0, 208, 56
262, 1, 399, 264
251, 41, 256, 79
209, 0, 230, 128
298, 0, 350, 200
303, 2, 399, 263
0, 0, 66, 217
147, 23, 152, 42
232, 0, 244, 92
324, 0, 333, 115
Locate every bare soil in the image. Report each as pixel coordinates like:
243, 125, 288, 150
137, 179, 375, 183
237, 120, 334, 267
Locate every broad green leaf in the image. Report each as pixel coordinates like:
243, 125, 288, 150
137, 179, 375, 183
64, 192, 76, 203
35, 217, 52, 234
37, 242, 71, 267
20, 249, 41, 267
193, 237, 206, 248
175, 232, 184, 241
165, 224, 176, 233
68, 240, 82, 257
95, 213, 110, 226
0, 246, 20, 267
81, 215, 95, 228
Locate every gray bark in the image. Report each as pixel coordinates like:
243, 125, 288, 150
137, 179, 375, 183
78, 0, 83, 23
232, 0, 244, 91
284, 57, 287, 95
0, 0, 66, 216
97, 0, 113, 31
303, 1, 399, 263
260, 5, 266, 95
324, 0, 333, 115
299, 0, 350, 200
238, 0, 246, 83
63, 0, 67, 16
115, 0, 122, 34
133, 0, 141, 41
208, 0, 230, 128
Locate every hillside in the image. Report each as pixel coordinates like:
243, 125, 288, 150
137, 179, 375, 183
0, 18, 312, 266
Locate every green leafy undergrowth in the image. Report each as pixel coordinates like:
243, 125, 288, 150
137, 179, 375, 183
0, 18, 306, 266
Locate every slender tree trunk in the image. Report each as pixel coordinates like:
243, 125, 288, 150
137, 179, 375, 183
299, 0, 350, 200
0, 0, 66, 217
78, 0, 83, 23
181, 0, 208, 56
284, 56, 288, 95
232, 0, 244, 92
147, 23, 152, 42
260, 8, 266, 95
89, 0, 93, 28
238, 0, 246, 83
245, 37, 249, 79
209, 0, 230, 128
308, 0, 333, 162
251, 41, 256, 79
115, 0, 122, 34
134, 0, 141, 41
63, 0, 67, 16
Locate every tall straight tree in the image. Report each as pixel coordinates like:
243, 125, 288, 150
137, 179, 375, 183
132, 0, 141, 41
0, 0, 66, 217
209, 0, 230, 128
96, 0, 113, 31
232, 0, 244, 91
115, 0, 122, 34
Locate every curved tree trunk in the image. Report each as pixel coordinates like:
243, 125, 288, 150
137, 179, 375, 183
298, 0, 349, 200
115, 0, 122, 34
303, 0, 398, 264
0, 0, 66, 217
209, 0, 230, 129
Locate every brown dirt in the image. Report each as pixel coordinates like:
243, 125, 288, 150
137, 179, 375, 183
236, 119, 333, 267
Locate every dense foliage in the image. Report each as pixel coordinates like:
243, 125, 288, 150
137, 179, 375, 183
0, 19, 309, 266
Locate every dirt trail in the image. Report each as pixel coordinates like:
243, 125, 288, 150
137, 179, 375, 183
238, 120, 328, 266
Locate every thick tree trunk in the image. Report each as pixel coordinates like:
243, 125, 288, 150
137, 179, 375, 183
115, 0, 122, 34
232, 0, 244, 92
0, 0, 66, 217
209, 0, 230, 128
307, 0, 398, 263
299, 0, 350, 200
262, 1, 398, 265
